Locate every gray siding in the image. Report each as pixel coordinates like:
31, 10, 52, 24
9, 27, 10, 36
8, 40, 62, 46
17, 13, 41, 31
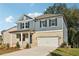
17, 16, 65, 32
35, 16, 63, 31
17, 20, 35, 30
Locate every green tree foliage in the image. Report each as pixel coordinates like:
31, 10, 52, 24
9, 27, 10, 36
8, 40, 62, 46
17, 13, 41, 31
73, 31, 79, 48
44, 3, 67, 14
44, 3, 79, 48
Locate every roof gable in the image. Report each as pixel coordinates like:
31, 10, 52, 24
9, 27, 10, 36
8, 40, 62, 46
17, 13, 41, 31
18, 14, 33, 21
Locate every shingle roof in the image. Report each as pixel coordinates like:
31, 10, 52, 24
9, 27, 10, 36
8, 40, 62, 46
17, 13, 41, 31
35, 14, 63, 19
1, 26, 17, 33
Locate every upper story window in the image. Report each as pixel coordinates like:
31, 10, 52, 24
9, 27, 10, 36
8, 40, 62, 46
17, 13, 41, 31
49, 18, 57, 27
20, 23, 24, 29
25, 22, 29, 28
40, 20, 47, 28
17, 23, 20, 29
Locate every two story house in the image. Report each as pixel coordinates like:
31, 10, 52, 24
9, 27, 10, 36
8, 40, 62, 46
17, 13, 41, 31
2, 14, 68, 49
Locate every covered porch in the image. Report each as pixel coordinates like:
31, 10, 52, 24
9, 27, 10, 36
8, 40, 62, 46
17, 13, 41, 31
9, 30, 34, 49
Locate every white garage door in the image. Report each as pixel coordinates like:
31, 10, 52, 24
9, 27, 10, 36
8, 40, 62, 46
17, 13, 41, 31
37, 37, 59, 47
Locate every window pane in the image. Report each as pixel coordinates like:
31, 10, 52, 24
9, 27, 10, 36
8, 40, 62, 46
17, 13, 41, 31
44, 20, 47, 27
49, 19, 51, 26
16, 34, 21, 41
23, 33, 28, 41
49, 18, 57, 26
22, 23, 24, 28
24, 33, 28, 38
40, 20, 47, 28
20, 23, 24, 29
26, 22, 29, 28
23, 34, 25, 41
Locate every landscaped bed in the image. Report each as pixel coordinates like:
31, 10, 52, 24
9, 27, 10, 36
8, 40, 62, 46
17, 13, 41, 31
0, 47, 20, 55
50, 48, 79, 56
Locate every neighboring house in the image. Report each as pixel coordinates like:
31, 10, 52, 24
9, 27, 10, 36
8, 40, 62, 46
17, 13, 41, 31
0, 35, 3, 44
2, 14, 68, 49
1, 26, 17, 47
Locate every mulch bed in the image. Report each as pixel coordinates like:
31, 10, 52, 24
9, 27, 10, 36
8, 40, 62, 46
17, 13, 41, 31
0, 47, 20, 55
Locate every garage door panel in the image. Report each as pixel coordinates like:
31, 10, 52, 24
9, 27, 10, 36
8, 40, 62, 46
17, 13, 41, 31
37, 37, 58, 47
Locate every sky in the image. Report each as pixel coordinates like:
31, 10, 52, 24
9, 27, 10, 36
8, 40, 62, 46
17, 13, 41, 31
0, 3, 79, 31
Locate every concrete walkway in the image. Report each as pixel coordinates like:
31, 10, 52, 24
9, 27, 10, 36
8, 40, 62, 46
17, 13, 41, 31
1, 47, 56, 56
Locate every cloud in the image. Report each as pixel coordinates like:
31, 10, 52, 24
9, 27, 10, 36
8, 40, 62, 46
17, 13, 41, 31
28, 12, 42, 17
5, 16, 14, 23
44, 9, 46, 11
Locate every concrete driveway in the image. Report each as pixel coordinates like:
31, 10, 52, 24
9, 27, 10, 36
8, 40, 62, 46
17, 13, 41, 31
1, 47, 56, 56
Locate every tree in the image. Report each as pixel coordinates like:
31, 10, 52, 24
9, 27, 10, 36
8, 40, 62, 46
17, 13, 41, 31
44, 3, 67, 14
72, 31, 79, 48
44, 3, 79, 48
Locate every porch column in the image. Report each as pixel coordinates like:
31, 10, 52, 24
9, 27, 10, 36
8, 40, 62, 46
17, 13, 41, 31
28, 32, 30, 44
20, 33, 23, 49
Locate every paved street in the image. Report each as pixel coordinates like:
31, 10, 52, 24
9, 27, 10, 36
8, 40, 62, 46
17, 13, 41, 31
1, 47, 56, 56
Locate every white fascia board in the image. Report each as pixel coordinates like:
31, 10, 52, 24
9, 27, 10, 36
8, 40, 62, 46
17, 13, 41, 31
17, 19, 34, 23
35, 29, 63, 33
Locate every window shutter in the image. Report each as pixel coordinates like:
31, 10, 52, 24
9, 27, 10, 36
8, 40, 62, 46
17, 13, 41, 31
28, 22, 29, 28
55, 18, 57, 26
40, 21, 41, 27
49, 20, 51, 26
45, 20, 47, 27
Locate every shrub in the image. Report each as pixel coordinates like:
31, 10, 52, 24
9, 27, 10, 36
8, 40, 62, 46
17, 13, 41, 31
0, 43, 2, 45
50, 52, 62, 56
25, 43, 30, 49
60, 42, 67, 48
0, 44, 5, 49
6, 43, 10, 49
16, 42, 20, 48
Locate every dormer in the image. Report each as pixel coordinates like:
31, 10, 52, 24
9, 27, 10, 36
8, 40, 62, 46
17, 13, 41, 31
16, 14, 34, 30
18, 14, 32, 21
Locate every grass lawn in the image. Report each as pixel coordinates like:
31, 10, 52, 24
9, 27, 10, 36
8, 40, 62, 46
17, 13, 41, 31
0, 47, 20, 55
50, 48, 79, 56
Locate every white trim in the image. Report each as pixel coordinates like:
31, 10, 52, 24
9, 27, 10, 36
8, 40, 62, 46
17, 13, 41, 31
28, 32, 30, 43
36, 29, 63, 32
17, 19, 33, 23
20, 33, 23, 49
62, 17, 64, 30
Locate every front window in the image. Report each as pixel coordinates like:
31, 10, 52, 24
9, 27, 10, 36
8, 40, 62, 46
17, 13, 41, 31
25, 22, 29, 28
40, 20, 47, 28
20, 23, 24, 29
17, 23, 20, 29
16, 33, 28, 41
23, 33, 28, 41
16, 34, 21, 41
49, 18, 57, 27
